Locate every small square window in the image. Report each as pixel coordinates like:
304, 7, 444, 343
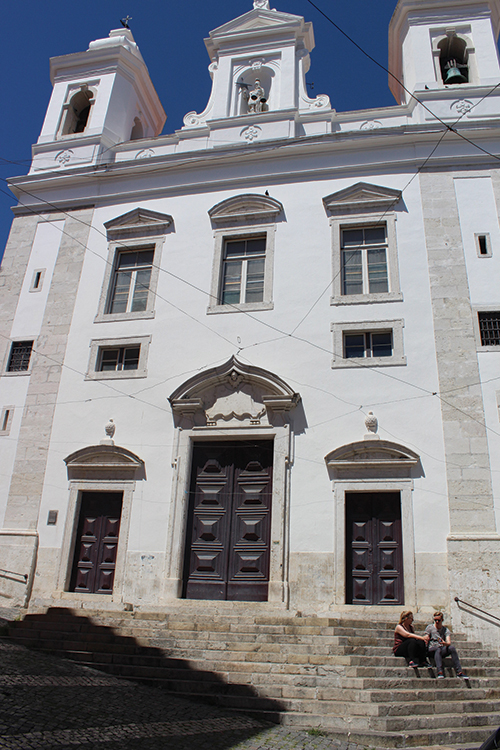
7, 341, 34, 373
331, 320, 406, 368
344, 331, 393, 359
98, 346, 141, 372
85, 336, 151, 380
478, 312, 500, 346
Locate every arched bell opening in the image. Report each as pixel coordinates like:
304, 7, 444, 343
438, 34, 469, 84
61, 88, 95, 135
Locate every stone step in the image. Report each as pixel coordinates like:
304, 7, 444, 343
375, 712, 500, 733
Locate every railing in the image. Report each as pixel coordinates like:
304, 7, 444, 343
455, 596, 500, 624
0, 568, 28, 584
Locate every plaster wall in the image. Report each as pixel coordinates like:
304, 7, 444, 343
29, 153, 452, 610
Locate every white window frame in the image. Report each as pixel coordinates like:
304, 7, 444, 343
207, 224, 275, 314
85, 335, 151, 380
331, 319, 406, 368
95, 239, 164, 323
330, 213, 402, 306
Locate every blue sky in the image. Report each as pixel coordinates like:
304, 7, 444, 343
0, 0, 397, 258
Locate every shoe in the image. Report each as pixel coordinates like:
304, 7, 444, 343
420, 660, 431, 667
437, 672, 444, 679
408, 661, 417, 668
458, 672, 469, 680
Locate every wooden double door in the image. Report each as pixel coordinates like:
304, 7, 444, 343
346, 492, 404, 605
70, 492, 122, 595
183, 441, 273, 601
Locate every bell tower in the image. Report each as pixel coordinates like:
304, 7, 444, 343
30, 28, 165, 173
181, 0, 330, 132
389, 0, 500, 106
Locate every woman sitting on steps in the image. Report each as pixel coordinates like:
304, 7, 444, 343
393, 610, 430, 667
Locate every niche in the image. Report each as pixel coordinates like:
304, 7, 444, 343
438, 34, 469, 84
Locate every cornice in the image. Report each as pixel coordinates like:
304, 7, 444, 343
8, 120, 500, 216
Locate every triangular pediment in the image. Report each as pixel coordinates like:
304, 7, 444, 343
205, 8, 313, 55
104, 208, 173, 240
323, 183, 402, 216
209, 194, 283, 225
209, 9, 306, 37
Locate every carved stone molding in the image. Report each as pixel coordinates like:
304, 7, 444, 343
323, 182, 402, 217
64, 444, 145, 480
169, 356, 300, 425
325, 439, 419, 479
208, 194, 283, 225
104, 207, 173, 240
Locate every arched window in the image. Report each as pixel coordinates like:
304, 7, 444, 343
61, 88, 94, 136
438, 34, 468, 84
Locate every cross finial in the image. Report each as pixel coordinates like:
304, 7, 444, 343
254, 0, 270, 8
120, 15, 132, 29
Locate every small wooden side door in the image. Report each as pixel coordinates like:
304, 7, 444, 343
346, 492, 403, 605
70, 492, 123, 594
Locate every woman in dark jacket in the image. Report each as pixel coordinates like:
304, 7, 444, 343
393, 610, 429, 667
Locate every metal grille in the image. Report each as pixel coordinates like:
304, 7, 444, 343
7, 341, 33, 372
478, 312, 500, 346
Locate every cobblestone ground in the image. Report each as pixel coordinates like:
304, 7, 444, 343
0, 610, 365, 750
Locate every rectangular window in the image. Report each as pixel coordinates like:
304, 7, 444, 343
341, 226, 389, 296
98, 346, 140, 372
478, 312, 500, 346
86, 335, 151, 380
220, 237, 266, 305
344, 331, 393, 359
0, 407, 13, 435
7, 341, 34, 372
475, 233, 492, 258
331, 319, 406, 368
107, 248, 154, 314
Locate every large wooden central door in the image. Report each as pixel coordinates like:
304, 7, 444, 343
346, 492, 403, 605
183, 441, 273, 601
70, 492, 123, 595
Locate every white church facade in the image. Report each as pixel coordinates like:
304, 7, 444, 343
2, 0, 500, 648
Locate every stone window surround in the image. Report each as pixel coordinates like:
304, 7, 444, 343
207, 223, 276, 314
56, 479, 134, 603
94, 237, 165, 323
475, 233, 492, 258
330, 212, 403, 306
473, 306, 500, 351
164, 424, 290, 604
2, 338, 37, 377
29, 268, 46, 293
0, 406, 14, 436
331, 318, 406, 368
85, 335, 152, 380
332, 479, 416, 608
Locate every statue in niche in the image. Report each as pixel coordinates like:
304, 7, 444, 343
241, 79, 268, 114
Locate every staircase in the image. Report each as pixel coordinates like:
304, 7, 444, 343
6, 607, 500, 748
